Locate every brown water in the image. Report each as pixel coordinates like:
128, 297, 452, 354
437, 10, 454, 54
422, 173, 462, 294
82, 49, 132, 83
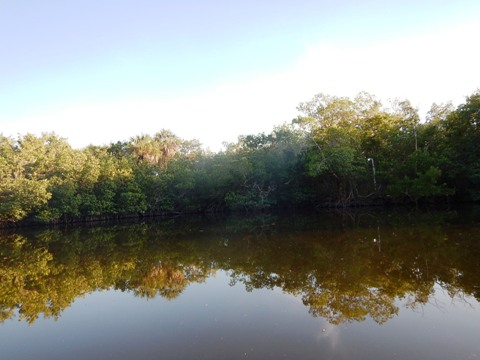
0, 208, 479, 359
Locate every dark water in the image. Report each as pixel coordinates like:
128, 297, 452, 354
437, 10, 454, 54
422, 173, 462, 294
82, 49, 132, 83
1, 208, 479, 359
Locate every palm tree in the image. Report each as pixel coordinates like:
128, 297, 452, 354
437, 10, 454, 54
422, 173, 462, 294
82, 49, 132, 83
129, 134, 160, 164
154, 129, 180, 169
129, 130, 180, 169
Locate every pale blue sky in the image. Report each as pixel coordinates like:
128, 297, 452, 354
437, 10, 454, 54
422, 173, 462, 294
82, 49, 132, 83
1, 0, 479, 149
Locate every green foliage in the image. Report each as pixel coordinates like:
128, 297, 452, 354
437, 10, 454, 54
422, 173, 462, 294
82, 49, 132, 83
0, 135, 54, 222
441, 90, 480, 200
1, 90, 480, 224
0, 177, 51, 222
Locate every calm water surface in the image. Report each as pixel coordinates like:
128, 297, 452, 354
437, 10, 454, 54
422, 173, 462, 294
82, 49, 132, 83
0, 209, 479, 359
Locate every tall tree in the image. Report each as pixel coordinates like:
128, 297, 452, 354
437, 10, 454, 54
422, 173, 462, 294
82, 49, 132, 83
442, 90, 480, 200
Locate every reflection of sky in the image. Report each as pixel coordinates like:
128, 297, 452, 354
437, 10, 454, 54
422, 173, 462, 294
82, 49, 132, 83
0, 274, 478, 360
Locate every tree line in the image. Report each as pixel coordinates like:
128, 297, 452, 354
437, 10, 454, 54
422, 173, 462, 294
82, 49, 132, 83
1, 90, 479, 224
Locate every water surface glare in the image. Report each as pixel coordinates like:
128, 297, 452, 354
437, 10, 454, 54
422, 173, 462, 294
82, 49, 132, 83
0, 209, 479, 359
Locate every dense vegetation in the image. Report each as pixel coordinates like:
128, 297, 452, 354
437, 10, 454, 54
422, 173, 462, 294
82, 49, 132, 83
1, 90, 479, 225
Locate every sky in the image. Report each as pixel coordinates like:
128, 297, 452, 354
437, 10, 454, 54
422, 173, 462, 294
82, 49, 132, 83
1, 0, 479, 151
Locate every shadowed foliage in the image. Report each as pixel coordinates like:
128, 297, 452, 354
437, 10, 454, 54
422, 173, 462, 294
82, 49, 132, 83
1, 90, 479, 225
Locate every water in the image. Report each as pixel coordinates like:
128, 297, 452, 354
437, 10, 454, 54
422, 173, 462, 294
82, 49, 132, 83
0, 209, 479, 359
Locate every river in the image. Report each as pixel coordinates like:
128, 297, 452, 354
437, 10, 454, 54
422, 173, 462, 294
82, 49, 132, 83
0, 208, 479, 359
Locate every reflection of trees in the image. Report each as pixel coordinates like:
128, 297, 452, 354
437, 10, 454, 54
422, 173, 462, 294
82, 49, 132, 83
0, 225, 213, 324
0, 234, 53, 324
0, 209, 479, 325
303, 287, 398, 324
128, 262, 212, 300
215, 210, 480, 324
